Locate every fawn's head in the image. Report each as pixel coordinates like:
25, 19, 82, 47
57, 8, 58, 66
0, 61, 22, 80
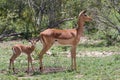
78, 10, 92, 22
29, 39, 38, 46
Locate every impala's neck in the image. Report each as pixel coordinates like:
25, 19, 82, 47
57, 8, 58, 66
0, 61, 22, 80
30, 45, 35, 51
76, 19, 85, 38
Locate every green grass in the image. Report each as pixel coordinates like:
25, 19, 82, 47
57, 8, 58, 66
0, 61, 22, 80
77, 42, 120, 52
0, 41, 120, 80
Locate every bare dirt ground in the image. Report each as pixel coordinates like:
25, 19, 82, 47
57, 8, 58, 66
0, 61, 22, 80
66, 51, 120, 57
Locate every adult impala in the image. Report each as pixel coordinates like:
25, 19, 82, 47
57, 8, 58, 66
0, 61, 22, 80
39, 10, 92, 71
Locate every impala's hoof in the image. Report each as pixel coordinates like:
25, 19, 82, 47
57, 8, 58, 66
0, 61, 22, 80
39, 67, 43, 72
25, 70, 29, 74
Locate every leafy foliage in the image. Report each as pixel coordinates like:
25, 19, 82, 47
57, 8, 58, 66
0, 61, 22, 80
0, 0, 120, 45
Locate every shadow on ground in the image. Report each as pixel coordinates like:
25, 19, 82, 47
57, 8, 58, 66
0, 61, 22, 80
0, 67, 69, 76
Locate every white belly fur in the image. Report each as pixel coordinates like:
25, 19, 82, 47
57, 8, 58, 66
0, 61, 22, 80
53, 39, 74, 46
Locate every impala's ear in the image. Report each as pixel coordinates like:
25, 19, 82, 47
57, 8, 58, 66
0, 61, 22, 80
81, 10, 87, 14
79, 10, 87, 16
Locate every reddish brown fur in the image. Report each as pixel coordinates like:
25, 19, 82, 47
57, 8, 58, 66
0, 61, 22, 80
9, 40, 37, 73
39, 10, 92, 71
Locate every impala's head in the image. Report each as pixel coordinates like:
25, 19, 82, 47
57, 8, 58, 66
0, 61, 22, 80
78, 10, 92, 22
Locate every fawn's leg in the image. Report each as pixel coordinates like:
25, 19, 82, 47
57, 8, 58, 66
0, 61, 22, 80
27, 54, 34, 73
9, 53, 21, 73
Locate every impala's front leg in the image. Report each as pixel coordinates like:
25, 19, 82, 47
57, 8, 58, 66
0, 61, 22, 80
71, 46, 77, 70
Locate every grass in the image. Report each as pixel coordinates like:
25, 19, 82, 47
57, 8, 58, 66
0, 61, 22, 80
0, 40, 120, 80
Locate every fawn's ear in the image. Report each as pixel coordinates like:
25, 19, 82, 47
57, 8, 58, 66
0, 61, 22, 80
28, 39, 31, 42
36, 38, 39, 42
32, 37, 39, 42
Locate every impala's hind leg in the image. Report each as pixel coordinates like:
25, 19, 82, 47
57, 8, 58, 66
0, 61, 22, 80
39, 36, 54, 72
39, 44, 52, 72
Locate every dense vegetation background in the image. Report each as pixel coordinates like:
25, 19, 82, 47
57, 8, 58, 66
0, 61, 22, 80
0, 0, 120, 46
0, 0, 120, 79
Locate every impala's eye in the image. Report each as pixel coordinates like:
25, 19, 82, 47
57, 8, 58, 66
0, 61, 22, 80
84, 14, 87, 16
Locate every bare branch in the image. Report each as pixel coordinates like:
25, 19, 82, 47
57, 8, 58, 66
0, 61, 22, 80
48, 18, 74, 28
